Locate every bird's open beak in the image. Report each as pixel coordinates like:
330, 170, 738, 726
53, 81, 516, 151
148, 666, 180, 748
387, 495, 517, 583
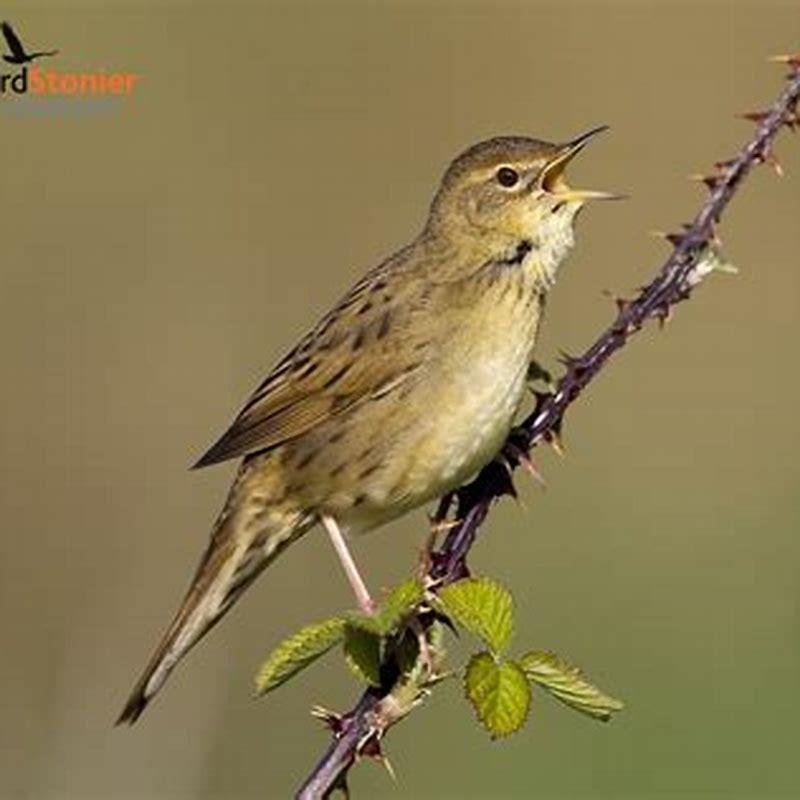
539, 125, 625, 202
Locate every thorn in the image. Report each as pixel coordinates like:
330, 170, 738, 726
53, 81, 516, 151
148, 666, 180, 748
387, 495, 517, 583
784, 111, 799, 132
358, 732, 396, 782
755, 145, 785, 177
649, 229, 685, 247
520, 453, 546, 488
739, 110, 769, 123
558, 351, 587, 378
488, 458, 518, 500
545, 429, 565, 458
649, 230, 672, 242
602, 289, 633, 314
765, 151, 785, 177
656, 303, 673, 328
688, 172, 721, 190
356, 730, 382, 760
427, 516, 460, 536
378, 753, 397, 783
504, 442, 547, 488
769, 53, 800, 68
311, 705, 344, 734
424, 668, 452, 688
615, 297, 632, 314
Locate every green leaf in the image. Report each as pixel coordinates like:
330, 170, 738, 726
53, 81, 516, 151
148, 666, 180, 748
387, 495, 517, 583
519, 650, 625, 722
255, 617, 345, 695
381, 576, 426, 629
464, 652, 531, 738
435, 577, 514, 654
347, 577, 425, 636
343, 625, 382, 686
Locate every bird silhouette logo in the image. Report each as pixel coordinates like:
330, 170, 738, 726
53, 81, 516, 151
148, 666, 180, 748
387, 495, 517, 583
1, 21, 58, 65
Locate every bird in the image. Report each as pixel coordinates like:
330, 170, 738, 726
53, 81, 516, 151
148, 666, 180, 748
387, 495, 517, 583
117, 127, 619, 724
1, 21, 58, 65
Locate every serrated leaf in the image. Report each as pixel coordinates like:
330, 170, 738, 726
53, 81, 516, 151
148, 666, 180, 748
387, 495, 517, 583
435, 577, 514, 654
347, 577, 425, 636
519, 650, 625, 722
343, 625, 382, 686
464, 652, 531, 738
255, 617, 345, 695
383, 576, 426, 624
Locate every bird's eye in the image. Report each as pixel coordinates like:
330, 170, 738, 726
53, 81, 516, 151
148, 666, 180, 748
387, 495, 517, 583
496, 166, 520, 188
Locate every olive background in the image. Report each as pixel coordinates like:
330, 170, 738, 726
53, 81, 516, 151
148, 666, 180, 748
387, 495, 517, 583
1, 1, 798, 798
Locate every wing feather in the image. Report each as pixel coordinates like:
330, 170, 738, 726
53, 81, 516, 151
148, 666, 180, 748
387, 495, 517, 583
193, 256, 433, 468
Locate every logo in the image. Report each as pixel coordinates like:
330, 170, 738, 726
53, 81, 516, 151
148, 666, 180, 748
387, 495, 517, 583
2, 20, 57, 64
1, 20, 140, 116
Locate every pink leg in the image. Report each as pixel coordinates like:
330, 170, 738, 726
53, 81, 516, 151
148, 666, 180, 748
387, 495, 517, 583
321, 515, 375, 615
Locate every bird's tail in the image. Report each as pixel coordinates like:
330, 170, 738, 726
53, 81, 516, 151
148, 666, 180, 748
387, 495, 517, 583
116, 486, 311, 725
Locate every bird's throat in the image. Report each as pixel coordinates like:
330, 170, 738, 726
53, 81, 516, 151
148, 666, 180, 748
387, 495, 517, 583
522, 205, 579, 292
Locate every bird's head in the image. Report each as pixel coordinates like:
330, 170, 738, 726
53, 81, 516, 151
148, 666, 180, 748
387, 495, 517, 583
426, 128, 620, 262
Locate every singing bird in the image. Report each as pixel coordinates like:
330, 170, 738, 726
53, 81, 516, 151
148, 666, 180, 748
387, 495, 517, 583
118, 128, 618, 724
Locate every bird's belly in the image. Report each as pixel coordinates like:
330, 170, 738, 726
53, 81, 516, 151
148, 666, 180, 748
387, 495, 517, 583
347, 322, 535, 531
420, 350, 528, 489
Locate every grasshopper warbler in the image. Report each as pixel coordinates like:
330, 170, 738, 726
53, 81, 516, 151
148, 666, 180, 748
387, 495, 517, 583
118, 127, 618, 724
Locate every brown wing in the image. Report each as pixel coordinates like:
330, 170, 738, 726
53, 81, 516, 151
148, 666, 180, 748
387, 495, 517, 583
193, 256, 433, 468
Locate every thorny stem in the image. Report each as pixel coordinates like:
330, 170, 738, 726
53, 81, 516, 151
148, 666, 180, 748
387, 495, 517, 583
296, 59, 800, 799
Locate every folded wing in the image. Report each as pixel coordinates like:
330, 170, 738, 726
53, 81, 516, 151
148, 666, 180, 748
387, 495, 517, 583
193, 261, 433, 468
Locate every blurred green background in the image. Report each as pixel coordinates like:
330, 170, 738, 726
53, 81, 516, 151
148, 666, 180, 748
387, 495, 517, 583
1, 1, 798, 798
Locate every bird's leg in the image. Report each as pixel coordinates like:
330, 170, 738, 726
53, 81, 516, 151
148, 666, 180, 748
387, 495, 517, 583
321, 515, 375, 615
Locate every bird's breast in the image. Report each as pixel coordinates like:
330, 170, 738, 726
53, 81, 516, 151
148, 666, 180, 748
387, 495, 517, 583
370, 275, 543, 516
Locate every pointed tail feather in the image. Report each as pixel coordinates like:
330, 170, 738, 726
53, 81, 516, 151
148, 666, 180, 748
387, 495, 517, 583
116, 579, 220, 725
117, 505, 310, 725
